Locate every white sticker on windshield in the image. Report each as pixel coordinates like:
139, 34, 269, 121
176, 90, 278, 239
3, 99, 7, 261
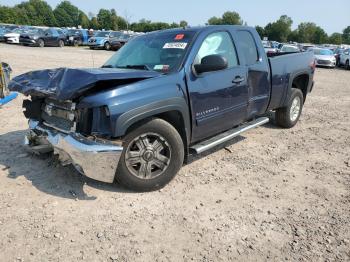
163, 42, 187, 49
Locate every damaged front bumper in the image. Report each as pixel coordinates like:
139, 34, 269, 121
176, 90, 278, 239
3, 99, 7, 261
25, 120, 123, 183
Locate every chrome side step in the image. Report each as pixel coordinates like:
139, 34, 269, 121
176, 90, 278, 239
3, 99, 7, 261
190, 117, 269, 154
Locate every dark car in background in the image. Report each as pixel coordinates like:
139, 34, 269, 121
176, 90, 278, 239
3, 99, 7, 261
334, 48, 344, 66
88, 31, 122, 50
110, 33, 132, 51
65, 29, 90, 46
20, 28, 66, 47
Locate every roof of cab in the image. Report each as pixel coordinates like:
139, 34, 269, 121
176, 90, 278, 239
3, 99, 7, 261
146, 25, 255, 35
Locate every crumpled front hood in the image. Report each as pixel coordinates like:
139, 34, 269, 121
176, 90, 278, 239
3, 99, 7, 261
8, 67, 161, 100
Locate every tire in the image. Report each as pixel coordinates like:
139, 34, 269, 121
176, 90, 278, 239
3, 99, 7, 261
73, 39, 82, 47
37, 39, 44, 48
104, 42, 111, 51
89, 46, 94, 50
116, 118, 184, 192
346, 60, 350, 70
275, 88, 304, 128
58, 40, 64, 47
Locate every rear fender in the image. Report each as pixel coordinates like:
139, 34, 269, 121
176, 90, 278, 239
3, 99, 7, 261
282, 70, 311, 106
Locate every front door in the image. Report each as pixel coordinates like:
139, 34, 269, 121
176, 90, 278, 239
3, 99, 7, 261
187, 31, 248, 142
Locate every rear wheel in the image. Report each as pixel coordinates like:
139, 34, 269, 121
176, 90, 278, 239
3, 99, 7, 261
37, 39, 44, 48
275, 88, 304, 128
58, 40, 64, 47
116, 118, 184, 192
104, 42, 111, 50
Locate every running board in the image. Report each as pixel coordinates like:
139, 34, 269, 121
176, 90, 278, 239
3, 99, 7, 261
190, 117, 269, 154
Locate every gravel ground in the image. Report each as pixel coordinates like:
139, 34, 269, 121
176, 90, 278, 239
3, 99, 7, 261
0, 43, 349, 262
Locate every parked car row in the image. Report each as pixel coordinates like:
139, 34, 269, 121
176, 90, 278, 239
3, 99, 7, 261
0, 24, 140, 50
262, 39, 350, 70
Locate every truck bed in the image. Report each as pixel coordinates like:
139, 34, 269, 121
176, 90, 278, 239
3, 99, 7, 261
268, 51, 315, 110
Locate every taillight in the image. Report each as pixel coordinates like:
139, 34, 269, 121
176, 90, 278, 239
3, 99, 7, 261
310, 60, 316, 70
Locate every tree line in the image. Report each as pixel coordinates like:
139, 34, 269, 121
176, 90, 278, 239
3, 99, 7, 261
0, 0, 349, 45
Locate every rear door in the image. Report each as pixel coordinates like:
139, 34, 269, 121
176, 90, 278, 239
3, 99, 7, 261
186, 30, 249, 142
233, 30, 270, 119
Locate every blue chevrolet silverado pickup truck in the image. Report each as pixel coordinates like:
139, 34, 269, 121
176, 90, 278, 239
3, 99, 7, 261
9, 25, 315, 191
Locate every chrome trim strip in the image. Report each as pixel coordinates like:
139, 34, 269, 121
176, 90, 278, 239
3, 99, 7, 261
191, 117, 269, 154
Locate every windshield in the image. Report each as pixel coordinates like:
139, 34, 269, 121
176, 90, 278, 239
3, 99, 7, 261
104, 31, 196, 73
313, 49, 334, 55
95, 31, 111, 37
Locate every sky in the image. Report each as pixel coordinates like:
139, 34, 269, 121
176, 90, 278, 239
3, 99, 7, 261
2, 0, 350, 34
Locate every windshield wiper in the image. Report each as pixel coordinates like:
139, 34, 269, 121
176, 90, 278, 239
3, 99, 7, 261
101, 65, 113, 68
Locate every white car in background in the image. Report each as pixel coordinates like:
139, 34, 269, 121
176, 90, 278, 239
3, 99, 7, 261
279, 45, 300, 53
312, 48, 336, 68
339, 49, 350, 70
3, 28, 24, 44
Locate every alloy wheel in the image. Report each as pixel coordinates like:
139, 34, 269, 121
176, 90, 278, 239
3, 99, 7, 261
125, 133, 171, 180
290, 96, 301, 122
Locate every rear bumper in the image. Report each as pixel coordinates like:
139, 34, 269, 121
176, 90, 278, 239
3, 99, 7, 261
25, 120, 123, 183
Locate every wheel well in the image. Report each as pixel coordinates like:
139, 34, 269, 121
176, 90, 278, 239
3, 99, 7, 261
124, 110, 188, 149
292, 74, 309, 102
124, 111, 188, 162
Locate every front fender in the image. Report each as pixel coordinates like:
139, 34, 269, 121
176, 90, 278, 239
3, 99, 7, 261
115, 97, 191, 143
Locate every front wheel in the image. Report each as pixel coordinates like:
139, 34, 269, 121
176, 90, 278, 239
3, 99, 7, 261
116, 118, 184, 192
37, 39, 44, 47
58, 40, 64, 47
346, 60, 350, 70
275, 88, 304, 128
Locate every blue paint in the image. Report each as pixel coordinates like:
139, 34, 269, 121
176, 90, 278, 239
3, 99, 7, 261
0, 92, 18, 106
10, 26, 315, 144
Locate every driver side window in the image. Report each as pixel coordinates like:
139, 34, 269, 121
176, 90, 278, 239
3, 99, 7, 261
195, 31, 238, 68
44, 29, 52, 36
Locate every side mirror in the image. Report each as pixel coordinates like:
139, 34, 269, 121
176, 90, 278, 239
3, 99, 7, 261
194, 55, 228, 74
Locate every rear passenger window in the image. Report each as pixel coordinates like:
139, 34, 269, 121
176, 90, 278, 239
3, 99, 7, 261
236, 31, 259, 65
195, 31, 238, 68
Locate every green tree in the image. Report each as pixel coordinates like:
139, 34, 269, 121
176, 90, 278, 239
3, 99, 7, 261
97, 9, 122, 30
179, 20, 188, 27
0, 6, 18, 24
313, 27, 328, 44
221, 11, 242, 25
264, 15, 293, 42
208, 11, 242, 25
17, 0, 56, 26
79, 12, 90, 28
207, 16, 222, 25
255, 26, 265, 38
328, 33, 343, 45
89, 17, 100, 29
343, 26, 350, 44
295, 22, 328, 44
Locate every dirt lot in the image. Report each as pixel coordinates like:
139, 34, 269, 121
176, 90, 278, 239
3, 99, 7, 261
0, 43, 349, 262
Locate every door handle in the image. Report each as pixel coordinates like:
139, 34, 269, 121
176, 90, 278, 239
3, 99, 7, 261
232, 76, 245, 84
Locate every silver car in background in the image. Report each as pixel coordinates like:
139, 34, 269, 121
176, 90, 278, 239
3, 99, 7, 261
312, 48, 336, 68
